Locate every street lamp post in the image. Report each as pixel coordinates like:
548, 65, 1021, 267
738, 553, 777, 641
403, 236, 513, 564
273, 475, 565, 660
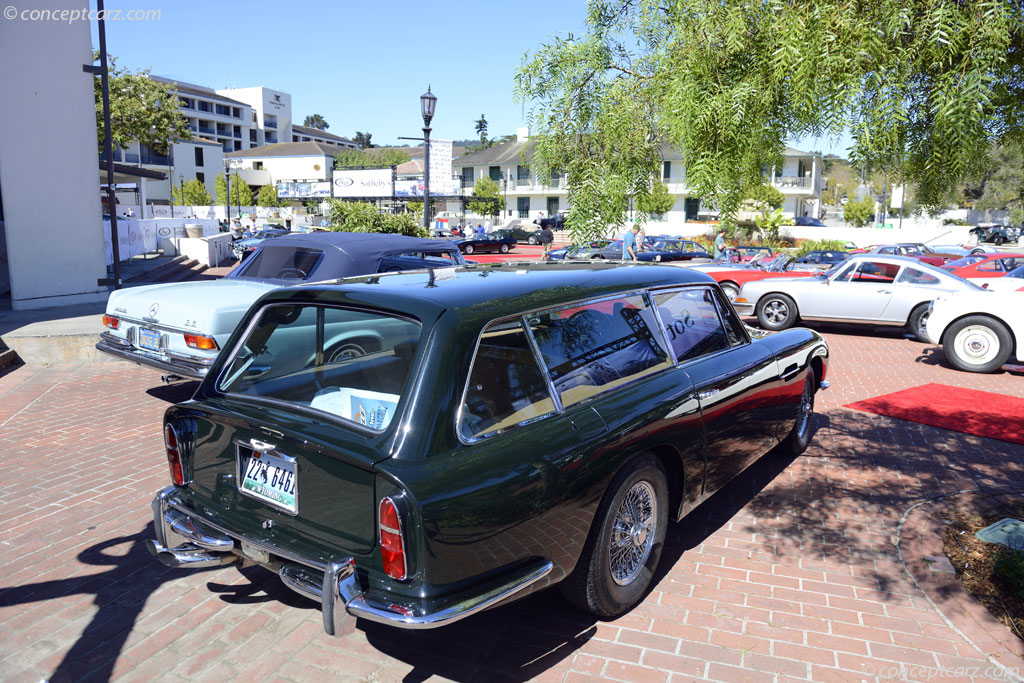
223, 163, 231, 225
168, 160, 175, 219
420, 87, 436, 231
178, 174, 184, 216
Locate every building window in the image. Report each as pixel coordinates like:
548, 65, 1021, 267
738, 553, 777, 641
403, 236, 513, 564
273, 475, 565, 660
292, 135, 299, 142
179, 97, 193, 109
517, 197, 530, 218
517, 165, 529, 181
663, 161, 671, 180
234, 141, 242, 151
489, 166, 501, 181
197, 101, 211, 113
216, 104, 231, 116
254, 162, 264, 170
232, 107, 241, 118
250, 130, 257, 142
462, 167, 474, 187
196, 172, 205, 183
194, 147, 204, 166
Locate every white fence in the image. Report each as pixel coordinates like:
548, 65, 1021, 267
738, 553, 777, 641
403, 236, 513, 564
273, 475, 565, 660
101, 218, 220, 265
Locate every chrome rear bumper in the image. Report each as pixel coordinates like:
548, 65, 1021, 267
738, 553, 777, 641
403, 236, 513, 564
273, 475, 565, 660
96, 332, 212, 379
147, 486, 552, 636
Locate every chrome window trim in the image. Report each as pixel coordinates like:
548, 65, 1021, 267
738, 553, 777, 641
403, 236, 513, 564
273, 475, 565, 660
455, 315, 560, 446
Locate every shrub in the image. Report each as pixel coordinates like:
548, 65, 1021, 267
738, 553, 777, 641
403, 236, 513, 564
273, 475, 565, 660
993, 548, 1024, 598
325, 200, 429, 238
843, 197, 874, 227
794, 238, 853, 257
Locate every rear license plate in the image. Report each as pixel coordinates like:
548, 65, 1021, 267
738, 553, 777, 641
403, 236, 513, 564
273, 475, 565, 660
137, 328, 162, 351
238, 450, 297, 514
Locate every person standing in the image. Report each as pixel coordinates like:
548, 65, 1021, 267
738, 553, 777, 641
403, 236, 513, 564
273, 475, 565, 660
540, 224, 554, 257
483, 217, 491, 233
476, 222, 485, 238
622, 225, 640, 260
714, 229, 726, 259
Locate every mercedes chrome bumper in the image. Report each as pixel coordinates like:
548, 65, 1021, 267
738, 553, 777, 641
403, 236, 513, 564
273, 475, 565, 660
146, 486, 553, 636
96, 332, 212, 379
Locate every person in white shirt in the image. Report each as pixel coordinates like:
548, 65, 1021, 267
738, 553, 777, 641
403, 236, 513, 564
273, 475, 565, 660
483, 218, 491, 233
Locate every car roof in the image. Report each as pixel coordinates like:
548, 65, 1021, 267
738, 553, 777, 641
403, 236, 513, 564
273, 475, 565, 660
264, 262, 716, 325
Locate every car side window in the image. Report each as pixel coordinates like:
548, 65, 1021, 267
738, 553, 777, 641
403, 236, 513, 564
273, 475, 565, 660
847, 261, 899, 283
460, 319, 556, 441
531, 294, 671, 408
652, 287, 732, 362
896, 266, 940, 285
976, 259, 1002, 272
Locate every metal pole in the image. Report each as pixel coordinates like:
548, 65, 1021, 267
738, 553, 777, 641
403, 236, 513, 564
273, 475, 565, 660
224, 167, 230, 225
169, 161, 174, 218
235, 165, 240, 222
96, 0, 121, 288
423, 127, 431, 230
179, 176, 185, 215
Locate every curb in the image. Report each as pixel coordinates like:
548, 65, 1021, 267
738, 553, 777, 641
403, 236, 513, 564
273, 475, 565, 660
898, 488, 1024, 681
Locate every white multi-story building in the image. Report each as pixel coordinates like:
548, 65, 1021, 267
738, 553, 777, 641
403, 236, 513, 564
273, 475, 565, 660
291, 124, 357, 149
224, 141, 340, 189
453, 130, 823, 223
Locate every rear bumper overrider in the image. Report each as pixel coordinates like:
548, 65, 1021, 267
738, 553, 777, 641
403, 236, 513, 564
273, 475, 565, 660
146, 486, 552, 636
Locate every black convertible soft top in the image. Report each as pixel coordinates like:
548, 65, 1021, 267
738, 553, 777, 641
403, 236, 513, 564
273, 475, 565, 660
227, 232, 463, 282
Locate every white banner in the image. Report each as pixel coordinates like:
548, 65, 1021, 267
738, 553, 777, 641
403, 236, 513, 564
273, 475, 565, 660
395, 180, 424, 197
429, 139, 454, 195
332, 169, 392, 198
890, 185, 904, 209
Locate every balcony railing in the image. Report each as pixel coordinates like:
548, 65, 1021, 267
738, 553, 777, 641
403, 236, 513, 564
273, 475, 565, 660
198, 125, 215, 135
769, 175, 812, 189
124, 152, 139, 163
234, 130, 241, 138
140, 150, 172, 165
264, 120, 277, 129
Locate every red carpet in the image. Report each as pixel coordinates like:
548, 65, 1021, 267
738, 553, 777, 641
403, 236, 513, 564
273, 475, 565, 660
845, 383, 1024, 445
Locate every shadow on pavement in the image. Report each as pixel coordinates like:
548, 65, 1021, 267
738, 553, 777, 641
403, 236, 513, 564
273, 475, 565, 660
145, 380, 200, 404
0, 524, 220, 683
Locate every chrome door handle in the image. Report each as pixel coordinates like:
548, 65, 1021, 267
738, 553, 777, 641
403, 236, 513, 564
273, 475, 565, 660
781, 364, 800, 381
877, 289, 892, 294
697, 389, 720, 400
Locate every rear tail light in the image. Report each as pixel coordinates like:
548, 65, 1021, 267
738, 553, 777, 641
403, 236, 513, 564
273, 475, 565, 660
379, 497, 407, 580
164, 423, 185, 486
183, 334, 218, 350
102, 314, 120, 329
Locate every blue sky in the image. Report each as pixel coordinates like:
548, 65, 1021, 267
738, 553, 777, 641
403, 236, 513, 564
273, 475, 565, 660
92, 0, 850, 155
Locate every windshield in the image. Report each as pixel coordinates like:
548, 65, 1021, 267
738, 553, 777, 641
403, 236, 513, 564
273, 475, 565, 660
763, 254, 793, 272
943, 255, 986, 268
217, 304, 421, 432
232, 246, 325, 280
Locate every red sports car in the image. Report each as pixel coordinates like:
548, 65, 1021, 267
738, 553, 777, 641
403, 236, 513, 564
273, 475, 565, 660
698, 254, 816, 301
941, 253, 1024, 279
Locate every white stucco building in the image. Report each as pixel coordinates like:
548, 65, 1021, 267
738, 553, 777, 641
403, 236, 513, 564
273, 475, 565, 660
452, 131, 823, 223
0, 0, 109, 308
224, 141, 341, 188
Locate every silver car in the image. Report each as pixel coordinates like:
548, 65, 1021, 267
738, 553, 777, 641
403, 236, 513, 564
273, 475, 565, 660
732, 254, 983, 341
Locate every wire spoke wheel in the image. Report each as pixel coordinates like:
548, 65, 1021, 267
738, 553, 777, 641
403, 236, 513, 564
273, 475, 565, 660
609, 481, 657, 586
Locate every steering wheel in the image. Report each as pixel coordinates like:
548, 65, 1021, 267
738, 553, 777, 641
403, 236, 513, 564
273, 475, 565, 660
277, 268, 308, 279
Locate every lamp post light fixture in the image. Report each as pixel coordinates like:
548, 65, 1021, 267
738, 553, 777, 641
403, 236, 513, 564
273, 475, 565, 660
178, 174, 184, 215
420, 87, 436, 230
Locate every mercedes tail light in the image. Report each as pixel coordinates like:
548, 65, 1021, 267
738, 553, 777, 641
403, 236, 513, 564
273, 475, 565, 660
164, 423, 185, 486
102, 314, 120, 329
379, 497, 407, 580
183, 334, 218, 350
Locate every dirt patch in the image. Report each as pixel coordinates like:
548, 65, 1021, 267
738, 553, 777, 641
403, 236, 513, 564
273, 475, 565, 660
941, 499, 1024, 641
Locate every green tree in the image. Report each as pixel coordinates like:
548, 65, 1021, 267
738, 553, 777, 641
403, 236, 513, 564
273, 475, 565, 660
171, 178, 211, 206
754, 208, 787, 243
743, 184, 785, 211
466, 176, 502, 217
334, 148, 410, 169
963, 145, 1024, 217
843, 196, 875, 227
93, 54, 191, 155
474, 114, 489, 148
256, 184, 284, 207
303, 114, 329, 130
215, 174, 253, 207
637, 181, 675, 219
516, 0, 1024, 241
325, 200, 429, 237
353, 131, 373, 149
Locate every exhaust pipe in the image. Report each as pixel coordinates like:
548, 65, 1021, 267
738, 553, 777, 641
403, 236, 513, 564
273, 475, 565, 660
146, 539, 238, 569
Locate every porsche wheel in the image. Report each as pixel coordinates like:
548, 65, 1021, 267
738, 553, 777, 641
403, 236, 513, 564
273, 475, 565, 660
755, 293, 798, 331
464, 244, 475, 255
528, 236, 539, 245
499, 243, 510, 254
942, 315, 1012, 373
906, 303, 931, 343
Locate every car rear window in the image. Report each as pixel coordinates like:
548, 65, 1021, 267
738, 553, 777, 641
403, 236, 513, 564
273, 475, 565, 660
235, 246, 325, 280
652, 287, 732, 361
216, 304, 420, 431
531, 294, 672, 408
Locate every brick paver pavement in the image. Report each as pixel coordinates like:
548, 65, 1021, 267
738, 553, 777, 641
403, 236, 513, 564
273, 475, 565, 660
1, 323, 1022, 682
